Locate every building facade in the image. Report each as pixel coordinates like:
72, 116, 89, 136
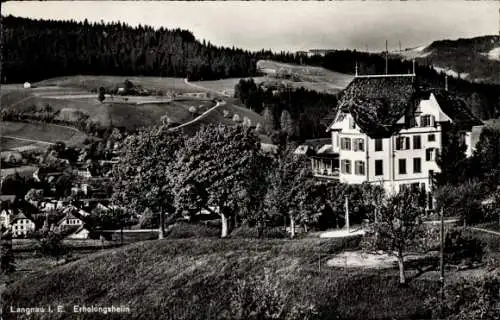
309, 72, 483, 208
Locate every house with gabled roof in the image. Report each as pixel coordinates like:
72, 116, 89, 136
315, 67, 483, 209
57, 211, 85, 233
11, 211, 36, 237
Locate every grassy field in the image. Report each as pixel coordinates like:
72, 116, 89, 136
37, 75, 195, 93
1, 235, 449, 320
176, 99, 264, 136
190, 77, 268, 96
257, 60, 354, 94
1, 122, 87, 147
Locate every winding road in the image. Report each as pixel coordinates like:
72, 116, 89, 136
168, 99, 226, 132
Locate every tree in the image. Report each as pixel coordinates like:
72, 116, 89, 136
172, 125, 263, 238
0, 233, 15, 274
434, 180, 486, 226
435, 125, 468, 186
362, 189, 426, 284
112, 125, 184, 239
279, 110, 294, 136
24, 188, 44, 204
262, 107, 275, 133
98, 86, 106, 103
264, 146, 321, 238
35, 230, 66, 260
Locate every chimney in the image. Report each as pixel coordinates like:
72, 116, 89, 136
412, 59, 416, 75
355, 61, 358, 77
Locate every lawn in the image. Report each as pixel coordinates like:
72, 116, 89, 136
2, 236, 446, 320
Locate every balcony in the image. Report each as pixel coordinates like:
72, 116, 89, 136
313, 168, 339, 180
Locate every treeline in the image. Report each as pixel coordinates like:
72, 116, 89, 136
235, 79, 337, 140
4, 16, 499, 120
2, 16, 273, 82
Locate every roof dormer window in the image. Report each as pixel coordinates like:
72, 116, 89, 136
420, 115, 435, 127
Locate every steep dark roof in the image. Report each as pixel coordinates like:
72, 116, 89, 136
337, 75, 482, 137
338, 75, 419, 138
429, 90, 483, 130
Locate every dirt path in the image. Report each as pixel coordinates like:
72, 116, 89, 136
2, 136, 55, 145
469, 227, 500, 236
168, 100, 226, 132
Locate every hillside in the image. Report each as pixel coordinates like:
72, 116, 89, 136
2, 237, 444, 320
257, 60, 354, 94
1, 122, 88, 149
396, 35, 500, 84
1, 80, 216, 130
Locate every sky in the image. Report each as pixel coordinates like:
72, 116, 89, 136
4, 1, 499, 52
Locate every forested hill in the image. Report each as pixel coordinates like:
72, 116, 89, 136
3, 16, 500, 119
2, 16, 274, 82
399, 36, 500, 85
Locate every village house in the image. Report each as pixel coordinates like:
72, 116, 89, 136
307, 67, 483, 209
11, 211, 36, 237
57, 211, 84, 228
0, 209, 14, 230
67, 225, 92, 239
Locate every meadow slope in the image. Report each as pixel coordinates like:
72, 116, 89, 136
2, 237, 443, 320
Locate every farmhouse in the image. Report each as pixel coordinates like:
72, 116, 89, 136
309, 69, 483, 209
11, 211, 36, 237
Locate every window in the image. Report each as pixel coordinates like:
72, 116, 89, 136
340, 138, 351, 151
428, 134, 436, 142
396, 136, 410, 150
398, 159, 407, 174
375, 160, 383, 176
341, 160, 352, 174
349, 118, 356, 129
413, 158, 422, 173
375, 139, 383, 152
421, 115, 434, 127
426, 148, 435, 161
355, 161, 365, 175
353, 138, 365, 152
413, 135, 422, 149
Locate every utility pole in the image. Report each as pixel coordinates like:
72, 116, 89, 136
345, 196, 350, 233
439, 207, 445, 283
439, 207, 445, 316
385, 40, 388, 75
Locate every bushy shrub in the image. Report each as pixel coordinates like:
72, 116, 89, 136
36, 230, 67, 259
230, 268, 318, 319
167, 222, 220, 239
424, 275, 500, 320
444, 229, 485, 266
230, 226, 286, 239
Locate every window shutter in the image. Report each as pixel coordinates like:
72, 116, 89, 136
430, 115, 435, 127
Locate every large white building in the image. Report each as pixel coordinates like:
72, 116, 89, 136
307, 71, 483, 209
